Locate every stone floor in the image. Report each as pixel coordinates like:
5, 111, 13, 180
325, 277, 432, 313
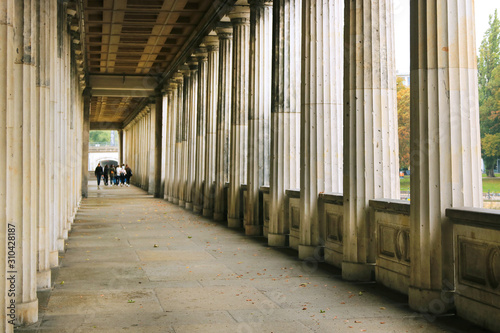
16, 182, 491, 333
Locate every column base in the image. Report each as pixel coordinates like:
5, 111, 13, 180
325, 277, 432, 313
62, 229, 69, 240
268, 233, 287, 247
57, 238, 65, 252
298, 244, 324, 261
49, 251, 59, 268
167, 195, 172, 202
213, 212, 225, 222
172, 198, 179, 204
193, 204, 202, 214
37, 269, 52, 290
16, 299, 38, 326
409, 286, 455, 313
342, 261, 375, 282
185, 202, 193, 210
228, 217, 242, 228
244, 224, 262, 236
202, 208, 213, 218
179, 200, 185, 207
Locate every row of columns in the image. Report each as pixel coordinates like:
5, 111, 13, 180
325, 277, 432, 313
126, 0, 483, 313
0, 0, 84, 330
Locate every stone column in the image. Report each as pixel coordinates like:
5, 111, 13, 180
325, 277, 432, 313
37, 0, 51, 290
408, 0, 482, 311
214, 23, 233, 221
174, 73, 184, 204
48, 0, 58, 268
342, 0, 399, 281
8, 0, 38, 324
167, 83, 178, 202
119, 129, 124, 165
299, 0, 343, 259
179, 67, 190, 207
186, 60, 199, 210
228, 4, 251, 228
268, 0, 302, 246
154, 92, 163, 198
193, 48, 208, 214
0, 1, 12, 331
164, 86, 174, 200
246, 0, 272, 236
81, 89, 90, 197
203, 35, 220, 218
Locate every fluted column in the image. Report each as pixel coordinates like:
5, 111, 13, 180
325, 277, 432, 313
268, 0, 302, 246
228, 4, 251, 228
8, 0, 38, 324
173, 73, 184, 204
408, 0, 482, 311
37, 0, 51, 290
193, 48, 208, 214
203, 35, 220, 218
81, 89, 90, 197
186, 60, 199, 210
246, 0, 273, 235
164, 86, 174, 201
179, 67, 190, 207
342, 0, 399, 281
167, 82, 178, 202
214, 23, 233, 221
0, 1, 12, 331
48, 0, 58, 268
154, 92, 163, 198
299, 0, 343, 259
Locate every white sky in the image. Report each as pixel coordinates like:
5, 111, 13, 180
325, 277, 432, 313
393, 0, 500, 73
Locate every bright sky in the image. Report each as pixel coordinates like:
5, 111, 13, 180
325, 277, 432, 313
394, 1, 500, 73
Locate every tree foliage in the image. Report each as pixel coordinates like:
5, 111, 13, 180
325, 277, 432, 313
397, 76, 410, 170
478, 10, 500, 177
89, 130, 111, 143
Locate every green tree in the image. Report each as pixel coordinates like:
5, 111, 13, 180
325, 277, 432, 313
89, 130, 111, 143
478, 10, 500, 177
397, 77, 410, 170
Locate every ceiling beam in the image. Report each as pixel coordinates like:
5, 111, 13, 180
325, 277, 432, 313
91, 88, 152, 98
89, 74, 159, 92
90, 122, 123, 130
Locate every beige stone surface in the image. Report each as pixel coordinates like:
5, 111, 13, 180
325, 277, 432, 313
15, 182, 487, 332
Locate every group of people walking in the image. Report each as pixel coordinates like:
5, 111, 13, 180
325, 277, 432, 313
94, 163, 133, 189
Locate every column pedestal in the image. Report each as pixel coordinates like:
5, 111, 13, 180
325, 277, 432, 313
16, 300, 38, 326
268, 233, 287, 247
37, 270, 52, 290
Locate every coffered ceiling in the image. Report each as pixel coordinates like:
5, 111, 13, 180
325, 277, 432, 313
83, 0, 233, 128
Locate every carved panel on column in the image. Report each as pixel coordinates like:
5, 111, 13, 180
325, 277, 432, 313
326, 212, 343, 244
378, 225, 410, 264
457, 237, 500, 291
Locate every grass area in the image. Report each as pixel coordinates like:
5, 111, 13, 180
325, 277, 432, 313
399, 175, 500, 193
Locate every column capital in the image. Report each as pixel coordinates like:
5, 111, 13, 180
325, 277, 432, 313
193, 47, 208, 61
215, 22, 233, 39
228, 5, 250, 23
180, 65, 191, 77
187, 58, 199, 72
204, 35, 219, 51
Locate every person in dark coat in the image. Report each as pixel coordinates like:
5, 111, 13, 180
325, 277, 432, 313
94, 163, 103, 189
125, 164, 132, 186
103, 164, 109, 186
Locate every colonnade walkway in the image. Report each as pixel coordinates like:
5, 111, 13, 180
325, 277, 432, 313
17, 182, 488, 333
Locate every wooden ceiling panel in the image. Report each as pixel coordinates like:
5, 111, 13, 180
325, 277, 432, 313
83, 0, 232, 126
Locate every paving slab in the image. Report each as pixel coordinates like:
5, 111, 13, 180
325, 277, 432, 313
15, 181, 491, 333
